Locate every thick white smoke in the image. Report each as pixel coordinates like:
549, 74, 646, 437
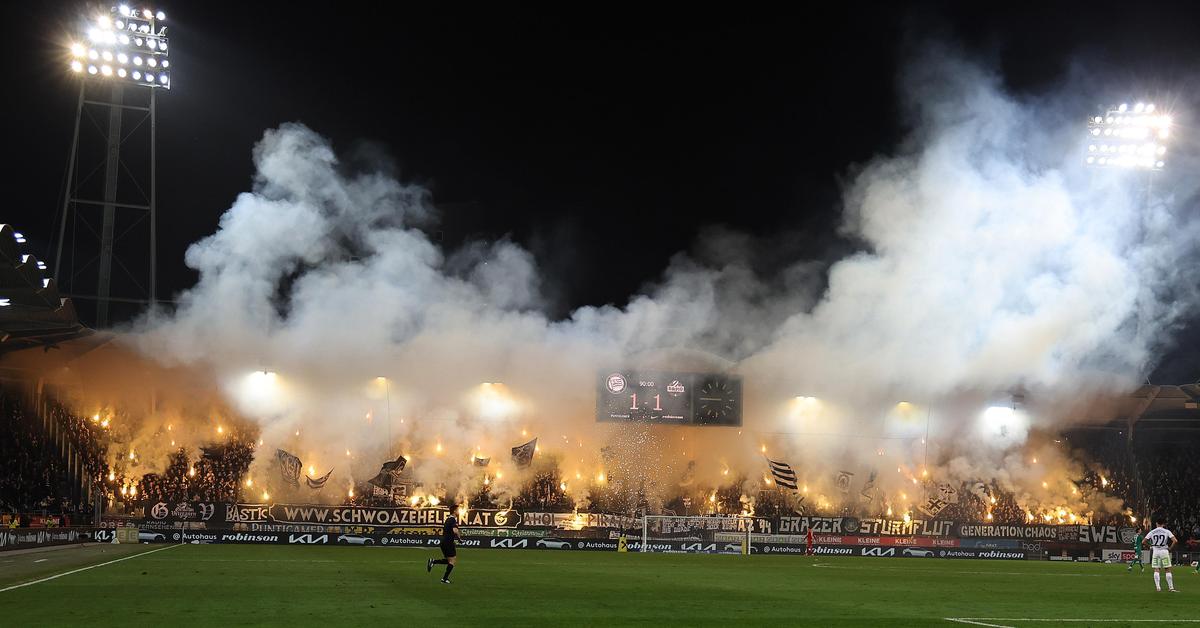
105, 46, 1198, 518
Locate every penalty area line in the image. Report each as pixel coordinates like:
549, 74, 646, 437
0, 543, 182, 593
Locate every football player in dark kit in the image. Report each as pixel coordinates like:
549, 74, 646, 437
427, 511, 461, 584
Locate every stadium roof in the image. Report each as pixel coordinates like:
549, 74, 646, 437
0, 223, 93, 355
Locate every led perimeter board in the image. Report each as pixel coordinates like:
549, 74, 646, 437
597, 370, 742, 426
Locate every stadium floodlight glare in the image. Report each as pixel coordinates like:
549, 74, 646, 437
1085, 102, 1172, 171
66, 6, 170, 89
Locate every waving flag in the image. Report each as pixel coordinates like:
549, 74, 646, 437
306, 468, 334, 490
368, 455, 407, 488
511, 438, 537, 467
276, 449, 302, 488
766, 457, 798, 490
835, 470, 854, 494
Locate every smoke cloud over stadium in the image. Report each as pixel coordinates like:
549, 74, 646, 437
53, 45, 1198, 522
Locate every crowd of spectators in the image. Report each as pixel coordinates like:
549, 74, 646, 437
135, 442, 255, 503
6, 382, 1200, 535
0, 393, 94, 517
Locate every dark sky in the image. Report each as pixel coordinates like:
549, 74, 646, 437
6, 2, 1200, 379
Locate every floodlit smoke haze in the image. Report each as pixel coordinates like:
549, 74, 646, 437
33, 46, 1198, 520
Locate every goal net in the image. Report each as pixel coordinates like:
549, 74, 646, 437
640, 515, 754, 554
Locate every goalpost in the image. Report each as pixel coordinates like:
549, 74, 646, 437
640, 515, 753, 554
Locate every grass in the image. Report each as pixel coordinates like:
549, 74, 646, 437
3, 543, 1200, 627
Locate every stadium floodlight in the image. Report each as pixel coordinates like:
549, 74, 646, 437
66, 6, 170, 89
1085, 102, 1172, 171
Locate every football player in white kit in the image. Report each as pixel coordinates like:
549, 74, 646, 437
1146, 518, 1178, 592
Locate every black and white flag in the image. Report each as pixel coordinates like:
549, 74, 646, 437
472, 456, 491, 467
511, 438, 537, 467
306, 468, 334, 490
368, 456, 408, 488
276, 449, 302, 488
835, 470, 854, 494
766, 457, 799, 490
861, 470, 878, 501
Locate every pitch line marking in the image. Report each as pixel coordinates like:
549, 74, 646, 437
0, 543, 181, 593
946, 619, 1200, 627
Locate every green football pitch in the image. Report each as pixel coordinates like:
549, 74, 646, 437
3, 543, 1199, 627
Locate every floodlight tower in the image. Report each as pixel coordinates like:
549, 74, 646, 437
55, 5, 171, 327
1085, 100, 1173, 517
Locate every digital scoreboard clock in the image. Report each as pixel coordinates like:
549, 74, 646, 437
596, 370, 743, 426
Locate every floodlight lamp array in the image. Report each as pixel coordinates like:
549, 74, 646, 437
1085, 102, 1171, 170
67, 6, 170, 89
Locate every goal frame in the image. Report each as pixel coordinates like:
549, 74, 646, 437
640, 515, 752, 554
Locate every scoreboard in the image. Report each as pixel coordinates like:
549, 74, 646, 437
596, 370, 743, 426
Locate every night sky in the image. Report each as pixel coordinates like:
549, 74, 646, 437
5, 1, 1200, 379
